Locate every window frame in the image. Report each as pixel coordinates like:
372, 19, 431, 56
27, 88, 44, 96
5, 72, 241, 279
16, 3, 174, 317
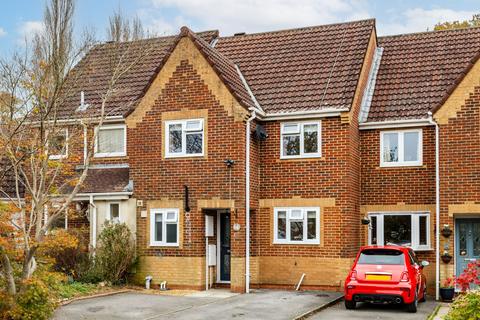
164, 119, 205, 158
48, 128, 69, 160
107, 202, 121, 224
149, 208, 180, 247
368, 211, 431, 251
380, 129, 422, 167
273, 207, 320, 245
280, 121, 322, 159
94, 124, 127, 158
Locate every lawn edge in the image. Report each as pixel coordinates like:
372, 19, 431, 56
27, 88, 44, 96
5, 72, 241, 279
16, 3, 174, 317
58, 289, 134, 306
293, 295, 344, 320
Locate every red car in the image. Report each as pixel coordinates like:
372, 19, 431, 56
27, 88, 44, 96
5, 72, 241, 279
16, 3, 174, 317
344, 246, 429, 313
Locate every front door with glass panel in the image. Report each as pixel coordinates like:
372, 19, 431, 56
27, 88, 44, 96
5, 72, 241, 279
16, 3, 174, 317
219, 212, 231, 282
455, 219, 480, 283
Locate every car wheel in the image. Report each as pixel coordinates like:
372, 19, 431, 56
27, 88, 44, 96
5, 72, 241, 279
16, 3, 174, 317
345, 300, 356, 310
406, 292, 418, 313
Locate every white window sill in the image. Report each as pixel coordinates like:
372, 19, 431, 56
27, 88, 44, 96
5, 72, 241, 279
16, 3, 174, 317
49, 155, 67, 160
149, 242, 179, 247
94, 152, 127, 158
273, 240, 320, 245
165, 153, 204, 159
380, 162, 423, 168
280, 154, 322, 160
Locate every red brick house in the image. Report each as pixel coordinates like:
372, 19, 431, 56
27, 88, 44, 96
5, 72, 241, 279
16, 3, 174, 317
4, 19, 480, 299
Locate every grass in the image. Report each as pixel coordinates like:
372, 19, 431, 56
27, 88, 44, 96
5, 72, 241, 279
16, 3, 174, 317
55, 281, 99, 300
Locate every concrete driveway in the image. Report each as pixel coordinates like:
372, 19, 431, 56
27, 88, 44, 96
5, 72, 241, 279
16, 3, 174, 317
309, 299, 438, 320
53, 289, 342, 320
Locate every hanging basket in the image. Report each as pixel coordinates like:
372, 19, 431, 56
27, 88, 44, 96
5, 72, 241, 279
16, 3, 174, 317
441, 227, 452, 238
441, 254, 452, 264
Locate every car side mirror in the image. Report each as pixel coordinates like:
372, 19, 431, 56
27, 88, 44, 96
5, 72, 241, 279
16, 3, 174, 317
421, 260, 429, 268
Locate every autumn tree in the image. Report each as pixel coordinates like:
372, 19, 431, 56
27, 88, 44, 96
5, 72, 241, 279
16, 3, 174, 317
434, 14, 480, 31
0, 0, 152, 297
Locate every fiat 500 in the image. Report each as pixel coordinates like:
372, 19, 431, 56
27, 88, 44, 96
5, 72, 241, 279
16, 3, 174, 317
344, 246, 429, 313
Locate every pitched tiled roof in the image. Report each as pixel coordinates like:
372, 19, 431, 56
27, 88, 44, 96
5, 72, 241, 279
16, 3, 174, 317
180, 27, 256, 110
0, 159, 25, 199
58, 31, 218, 120
367, 27, 480, 122
215, 19, 375, 114
63, 167, 131, 194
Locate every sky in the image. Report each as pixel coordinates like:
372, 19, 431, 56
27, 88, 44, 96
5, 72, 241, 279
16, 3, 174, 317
0, 0, 478, 55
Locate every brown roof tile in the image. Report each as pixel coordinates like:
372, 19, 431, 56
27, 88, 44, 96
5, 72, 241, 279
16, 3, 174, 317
58, 31, 218, 120
215, 19, 375, 114
368, 27, 480, 122
0, 159, 24, 199
76, 167, 131, 194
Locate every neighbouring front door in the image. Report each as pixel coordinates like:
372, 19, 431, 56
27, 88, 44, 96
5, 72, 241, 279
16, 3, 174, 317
219, 212, 231, 282
456, 219, 480, 282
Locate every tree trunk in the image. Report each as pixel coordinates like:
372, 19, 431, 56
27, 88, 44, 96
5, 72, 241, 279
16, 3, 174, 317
0, 250, 16, 295
21, 248, 37, 280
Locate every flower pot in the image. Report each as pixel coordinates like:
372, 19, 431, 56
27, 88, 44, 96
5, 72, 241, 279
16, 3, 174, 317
441, 254, 452, 264
441, 227, 452, 238
440, 287, 455, 301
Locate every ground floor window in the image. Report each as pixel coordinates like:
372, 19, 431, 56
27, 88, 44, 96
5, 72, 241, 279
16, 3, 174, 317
150, 208, 179, 246
107, 202, 121, 223
368, 212, 430, 250
274, 207, 320, 244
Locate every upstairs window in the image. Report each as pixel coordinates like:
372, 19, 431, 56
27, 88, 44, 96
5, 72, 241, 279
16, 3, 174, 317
150, 208, 179, 246
380, 129, 422, 167
165, 119, 204, 158
274, 207, 320, 244
368, 212, 430, 251
49, 128, 68, 160
95, 124, 126, 157
280, 122, 321, 159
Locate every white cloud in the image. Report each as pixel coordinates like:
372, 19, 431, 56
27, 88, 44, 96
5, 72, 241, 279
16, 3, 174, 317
144, 0, 371, 35
0, 27, 6, 37
378, 8, 476, 36
17, 20, 44, 44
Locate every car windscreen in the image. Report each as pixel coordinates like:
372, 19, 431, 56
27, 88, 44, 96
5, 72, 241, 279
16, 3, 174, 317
357, 249, 405, 265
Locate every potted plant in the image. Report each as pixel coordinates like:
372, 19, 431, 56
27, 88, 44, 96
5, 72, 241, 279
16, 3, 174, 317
441, 251, 453, 264
440, 277, 455, 301
441, 224, 452, 238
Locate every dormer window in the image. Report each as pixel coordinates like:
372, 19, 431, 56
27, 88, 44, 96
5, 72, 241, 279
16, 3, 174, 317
94, 124, 126, 157
280, 121, 321, 159
165, 119, 204, 158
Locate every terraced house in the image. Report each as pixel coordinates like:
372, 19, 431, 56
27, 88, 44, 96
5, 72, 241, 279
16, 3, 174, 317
5, 18, 480, 298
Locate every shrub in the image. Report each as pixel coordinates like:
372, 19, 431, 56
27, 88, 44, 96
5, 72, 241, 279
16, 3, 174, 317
445, 290, 480, 320
8, 280, 56, 320
0, 292, 14, 320
456, 261, 480, 291
94, 223, 136, 284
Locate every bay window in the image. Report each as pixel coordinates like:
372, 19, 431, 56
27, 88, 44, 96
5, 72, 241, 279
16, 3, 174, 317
95, 124, 126, 157
165, 119, 204, 157
150, 208, 179, 246
280, 121, 321, 159
380, 129, 422, 167
368, 212, 430, 250
274, 207, 320, 244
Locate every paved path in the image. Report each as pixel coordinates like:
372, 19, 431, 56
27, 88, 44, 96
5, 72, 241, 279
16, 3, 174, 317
309, 299, 438, 320
54, 289, 342, 320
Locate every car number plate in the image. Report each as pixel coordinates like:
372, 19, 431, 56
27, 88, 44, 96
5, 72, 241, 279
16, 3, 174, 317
365, 274, 391, 281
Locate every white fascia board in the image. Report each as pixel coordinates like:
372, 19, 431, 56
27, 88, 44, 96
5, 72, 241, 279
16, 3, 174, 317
359, 119, 433, 130
73, 192, 132, 201
27, 115, 125, 126
258, 108, 349, 121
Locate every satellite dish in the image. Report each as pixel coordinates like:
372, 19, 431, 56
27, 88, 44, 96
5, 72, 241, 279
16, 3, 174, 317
254, 125, 268, 141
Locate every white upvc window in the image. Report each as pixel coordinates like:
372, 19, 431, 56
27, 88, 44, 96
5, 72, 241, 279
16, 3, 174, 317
368, 212, 431, 251
49, 128, 68, 160
165, 119, 204, 158
107, 202, 121, 224
94, 124, 127, 157
380, 129, 422, 167
274, 207, 320, 244
150, 208, 179, 246
280, 121, 321, 159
